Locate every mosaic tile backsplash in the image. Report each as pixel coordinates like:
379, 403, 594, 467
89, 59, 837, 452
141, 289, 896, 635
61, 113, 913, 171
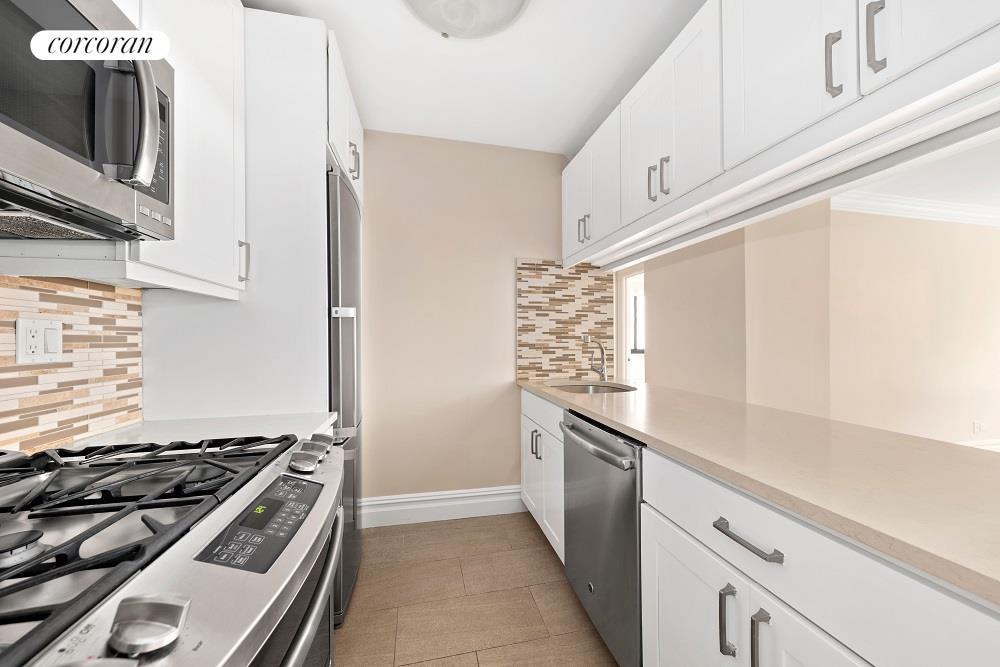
0, 276, 142, 452
516, 259, 615, 381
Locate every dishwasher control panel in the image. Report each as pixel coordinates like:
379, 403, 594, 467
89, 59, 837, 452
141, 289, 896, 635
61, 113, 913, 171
195, 475, 322, 573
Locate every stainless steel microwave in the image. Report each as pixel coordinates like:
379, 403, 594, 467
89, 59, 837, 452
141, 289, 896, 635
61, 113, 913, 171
0, 0, 174, 241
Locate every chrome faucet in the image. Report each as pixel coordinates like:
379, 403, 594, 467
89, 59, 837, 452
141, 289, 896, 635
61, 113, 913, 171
582, 335, 607, 382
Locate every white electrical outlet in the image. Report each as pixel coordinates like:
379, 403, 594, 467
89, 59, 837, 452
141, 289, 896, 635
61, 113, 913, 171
15, 318, 63, 364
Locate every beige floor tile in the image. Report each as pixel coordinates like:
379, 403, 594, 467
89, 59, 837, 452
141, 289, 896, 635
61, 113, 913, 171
529, 580, 592, 636
401, 653, 479, 666
353, 558, 466, 611
394, 588, 548, 665
362, 533, 406, 564
475, 629, 616, 666
401, 525, 511, 562
335, 607, 397, 667
498, 513, 549, 550
461, 547, 565, 595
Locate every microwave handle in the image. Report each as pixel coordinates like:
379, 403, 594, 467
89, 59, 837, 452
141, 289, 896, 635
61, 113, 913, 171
123, 60, 160, 187
280, 505, 344, 667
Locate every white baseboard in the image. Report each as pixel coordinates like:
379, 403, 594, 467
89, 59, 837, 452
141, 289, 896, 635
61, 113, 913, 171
359, 484, 525, 528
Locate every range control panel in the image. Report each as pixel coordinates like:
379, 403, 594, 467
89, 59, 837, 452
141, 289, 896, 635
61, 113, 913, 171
195, 475, 323, 573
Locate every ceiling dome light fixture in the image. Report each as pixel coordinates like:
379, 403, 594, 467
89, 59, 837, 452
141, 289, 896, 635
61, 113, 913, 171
403, 0, 529, 39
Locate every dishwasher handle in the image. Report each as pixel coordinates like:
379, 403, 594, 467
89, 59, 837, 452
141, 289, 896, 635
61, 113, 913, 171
560, 422, 635, 471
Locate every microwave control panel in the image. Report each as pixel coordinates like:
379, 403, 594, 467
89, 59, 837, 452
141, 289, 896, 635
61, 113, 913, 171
195, 475, 323, 573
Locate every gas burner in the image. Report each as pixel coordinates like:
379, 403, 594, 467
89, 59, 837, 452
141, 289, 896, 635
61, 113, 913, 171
0, 531, 46, 569
0, 433, 298, 667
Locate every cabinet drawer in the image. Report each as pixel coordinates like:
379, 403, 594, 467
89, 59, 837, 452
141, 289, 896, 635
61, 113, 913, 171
521, 390, 564, 441
643, 450, 1000, 667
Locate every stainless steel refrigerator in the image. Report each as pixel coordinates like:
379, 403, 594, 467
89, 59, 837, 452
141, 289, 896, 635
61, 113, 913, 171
329, 166, 362, 626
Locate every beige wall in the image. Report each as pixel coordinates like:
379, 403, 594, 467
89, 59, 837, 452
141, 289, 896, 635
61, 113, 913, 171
644, 230, 747, 402
745, 201, 831, 418
361, 131, 564, 497
829, 211, 1000, 444
642, 201, 1000, 445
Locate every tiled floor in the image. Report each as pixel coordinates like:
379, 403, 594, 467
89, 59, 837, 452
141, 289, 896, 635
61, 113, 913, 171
336, 513, 617, 666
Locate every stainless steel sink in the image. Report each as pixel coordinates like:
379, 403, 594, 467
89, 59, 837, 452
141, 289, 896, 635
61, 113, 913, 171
548, 381, 637, 394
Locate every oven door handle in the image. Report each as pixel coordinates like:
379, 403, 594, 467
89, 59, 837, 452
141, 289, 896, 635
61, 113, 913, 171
280, 505, 344, 667
123, 59, 160, 187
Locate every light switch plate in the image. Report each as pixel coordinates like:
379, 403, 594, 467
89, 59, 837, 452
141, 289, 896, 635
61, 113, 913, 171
16, 317, 63, 364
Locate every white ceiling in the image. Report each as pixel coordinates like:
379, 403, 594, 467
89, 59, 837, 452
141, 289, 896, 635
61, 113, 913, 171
242, 0, 707, 155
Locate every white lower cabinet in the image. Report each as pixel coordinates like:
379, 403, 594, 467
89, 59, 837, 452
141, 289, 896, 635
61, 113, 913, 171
520, 391, 565, 562
538, 428, 564, 558
520, 415, 543, 520
641, 504, 867, 667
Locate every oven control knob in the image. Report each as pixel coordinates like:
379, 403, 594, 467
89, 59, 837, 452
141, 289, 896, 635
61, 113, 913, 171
288, 451, 321, 474
107, 594, 190, 657
299, 441, 328, 458
310, 433, 335, 445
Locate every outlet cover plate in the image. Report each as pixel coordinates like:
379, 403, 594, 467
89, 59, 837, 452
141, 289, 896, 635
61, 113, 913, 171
15, 317, 63, 364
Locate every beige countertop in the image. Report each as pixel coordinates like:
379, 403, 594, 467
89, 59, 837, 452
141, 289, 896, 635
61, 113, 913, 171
519, 379, 1000, 609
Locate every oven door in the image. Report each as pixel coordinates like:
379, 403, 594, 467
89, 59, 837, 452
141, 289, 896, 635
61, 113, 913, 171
0, 0, 173, 240
250, 506, 344, 667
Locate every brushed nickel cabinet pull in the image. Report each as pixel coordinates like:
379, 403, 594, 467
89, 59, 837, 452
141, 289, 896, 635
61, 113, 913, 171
659, 156, 670, 196
583, 214, 591, 240
718, 583, 737, 657
750, 608, 771, 667
647, 165, 658, 202
534, 431, 542, 460
824, 30, 844, 97
865, 0, 887, 73
713, 517, 784, 564
530, 429, 538, 457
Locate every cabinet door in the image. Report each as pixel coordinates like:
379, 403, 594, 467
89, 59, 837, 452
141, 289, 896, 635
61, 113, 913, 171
328, 29, 352, 168
641, 504, 752, 667
586, 106, 622, 245
348, 95, 364, 205
620, 54, 669, 226
520, 416, 543, 521
561, 146, 591, 259
749, 586, 869, 667
137, 0, 244, 289
664, 0, 723, 200
539, 429, 564, 562
723, 0, 859, 168
859, 0, 1000, 94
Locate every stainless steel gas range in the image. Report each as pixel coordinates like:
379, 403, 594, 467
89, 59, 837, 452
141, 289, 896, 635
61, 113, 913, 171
0, 431, 346, 666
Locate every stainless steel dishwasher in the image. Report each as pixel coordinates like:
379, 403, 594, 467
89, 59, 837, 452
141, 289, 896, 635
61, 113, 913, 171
560, 410, 643, 667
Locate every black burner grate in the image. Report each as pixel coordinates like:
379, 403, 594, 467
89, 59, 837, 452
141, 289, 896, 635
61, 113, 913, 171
0, 434, 297, 667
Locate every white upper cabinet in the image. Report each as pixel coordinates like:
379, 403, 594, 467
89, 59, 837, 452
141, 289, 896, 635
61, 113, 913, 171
328, 29, 352, 167
621, 0, 722, 227
666, 0, 723, 202
859, 0, 1000, 95
329, 27, 364, 203
588, 106, 622, 245
563, 106, 622, 263
621, 52, 670, 226
347, 94, 364, 205
562, 143, 592, 257
723, 0, 860, 168
137, 0, 247, 291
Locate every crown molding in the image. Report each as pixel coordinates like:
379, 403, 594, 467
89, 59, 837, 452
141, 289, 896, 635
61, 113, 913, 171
831, 191, 1000, 227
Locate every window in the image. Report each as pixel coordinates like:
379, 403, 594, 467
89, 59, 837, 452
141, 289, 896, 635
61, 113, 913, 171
616, 268, 645, 383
